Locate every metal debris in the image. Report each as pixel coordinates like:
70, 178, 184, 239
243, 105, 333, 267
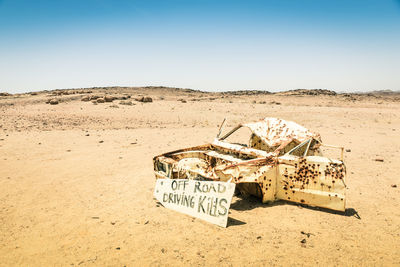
153, 118, 347, 212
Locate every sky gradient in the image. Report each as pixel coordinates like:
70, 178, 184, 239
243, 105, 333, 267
0, 0, 399, 93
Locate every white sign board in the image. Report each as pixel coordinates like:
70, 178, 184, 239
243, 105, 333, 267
154, 179, 236, 227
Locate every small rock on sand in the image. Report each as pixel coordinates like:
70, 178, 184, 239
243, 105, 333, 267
119, 100, 134, 106
301, 231, 313, 237
49, 99, 59, 105
90, 95, 101, 100
97, 98, 105, 103
374, 158, 384, 162
104, 95, 114, 102
270, 101, 281, 105
81, 96, 90, 101
138, 96, 153, 103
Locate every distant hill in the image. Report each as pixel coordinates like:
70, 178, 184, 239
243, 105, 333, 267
275, 89, 337, 96
367, 90, 400, 95
1, 86, 399, 98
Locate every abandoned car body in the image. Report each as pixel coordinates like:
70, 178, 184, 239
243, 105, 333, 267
153, 118, 346, 211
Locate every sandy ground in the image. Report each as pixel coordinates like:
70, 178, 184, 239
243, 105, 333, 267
0, 88, 399, 266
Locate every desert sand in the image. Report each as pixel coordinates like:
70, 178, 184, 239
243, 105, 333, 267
0, 87, 399, 266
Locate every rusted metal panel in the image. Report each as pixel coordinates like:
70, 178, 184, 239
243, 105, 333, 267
276, 155, 346, 211
153, 118, 347, 212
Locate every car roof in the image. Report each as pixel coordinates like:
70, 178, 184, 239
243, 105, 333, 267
243, 117, 320, 147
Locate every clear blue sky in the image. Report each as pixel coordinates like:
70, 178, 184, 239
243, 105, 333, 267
0, 0, 399, 93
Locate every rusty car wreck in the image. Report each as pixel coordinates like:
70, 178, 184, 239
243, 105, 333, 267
153, 118, 346, 211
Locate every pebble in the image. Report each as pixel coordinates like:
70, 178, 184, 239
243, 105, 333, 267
301, 231, 313, 238
81, 96, 90, 101
138, 96, 153, 103
49, 99, 59, 105
104, 96, 114, 102
119, 100, 134, 106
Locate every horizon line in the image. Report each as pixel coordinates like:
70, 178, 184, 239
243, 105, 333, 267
2, 85, 399, 95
